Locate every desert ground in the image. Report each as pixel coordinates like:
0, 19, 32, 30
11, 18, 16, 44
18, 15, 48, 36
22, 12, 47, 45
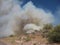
0, 32, 60, 45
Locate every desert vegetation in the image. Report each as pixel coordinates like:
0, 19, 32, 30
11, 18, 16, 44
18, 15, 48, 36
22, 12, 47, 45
40, 24, 60, 43
47, 25, 60, 43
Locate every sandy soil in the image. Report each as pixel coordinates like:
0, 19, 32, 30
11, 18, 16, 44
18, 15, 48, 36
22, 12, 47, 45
0, 33, 60, 45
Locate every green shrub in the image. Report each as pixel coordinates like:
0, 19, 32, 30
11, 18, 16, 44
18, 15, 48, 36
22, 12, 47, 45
41, 24, 53, 38
43, 24, 53, 30
48, 25, 60, 43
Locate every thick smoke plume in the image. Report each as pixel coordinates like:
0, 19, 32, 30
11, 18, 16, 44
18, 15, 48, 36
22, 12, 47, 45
0, 0, 54, 37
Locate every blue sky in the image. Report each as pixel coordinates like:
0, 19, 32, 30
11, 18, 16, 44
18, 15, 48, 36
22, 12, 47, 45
20, 0, 60, 25
21, 0, 60, 12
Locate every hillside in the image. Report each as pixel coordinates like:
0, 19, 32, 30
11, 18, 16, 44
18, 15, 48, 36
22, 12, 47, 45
0, 32, 60, 45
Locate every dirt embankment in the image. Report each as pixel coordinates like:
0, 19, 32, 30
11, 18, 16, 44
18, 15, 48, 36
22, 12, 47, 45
0, 33, 60, 45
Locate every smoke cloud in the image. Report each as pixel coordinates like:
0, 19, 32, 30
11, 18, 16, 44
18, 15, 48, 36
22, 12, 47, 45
0, 0, 54, 37
54, 8, 60, 25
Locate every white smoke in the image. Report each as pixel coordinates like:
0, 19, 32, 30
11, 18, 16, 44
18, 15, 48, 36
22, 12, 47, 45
23, 1, 54, 25
23, 23, 43, 33
54, 8, 60, 25
0, 0, 54, 37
